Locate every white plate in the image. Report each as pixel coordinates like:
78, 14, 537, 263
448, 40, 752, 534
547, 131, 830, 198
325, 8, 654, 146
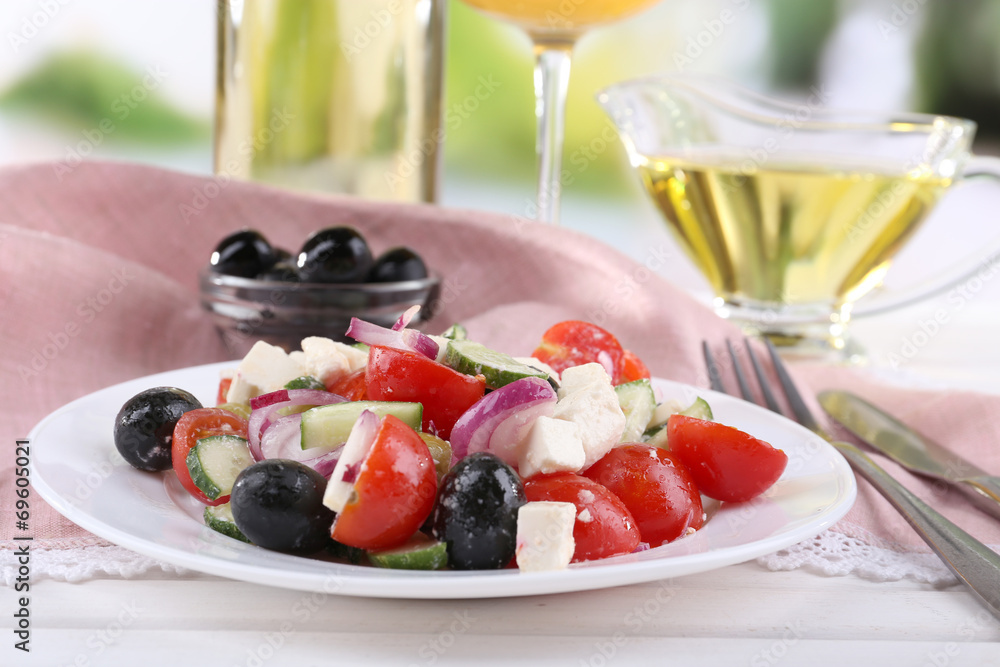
28, 361, 856, 599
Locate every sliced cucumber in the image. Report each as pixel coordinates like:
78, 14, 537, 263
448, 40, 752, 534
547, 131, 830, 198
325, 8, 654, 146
444, 339, 548, 389
644, 424, 670, 450
203, 503, 250, 543
300, 401, 423, 450
368, 534, 448, 570
615, 379, 656, 443
643, 397, 713, 449
680, 396, 713, 421
284, 375, 326, 391
187, 435, 254, 500
440, 323, 468, 341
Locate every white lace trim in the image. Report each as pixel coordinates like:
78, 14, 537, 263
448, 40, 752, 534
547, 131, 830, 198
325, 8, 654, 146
756, 529, 984, 585
0, 545, 186, 585
4, 530, 995, 586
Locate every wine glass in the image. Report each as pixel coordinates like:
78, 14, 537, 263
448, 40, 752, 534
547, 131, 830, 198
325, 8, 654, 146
458, 0, 662, 224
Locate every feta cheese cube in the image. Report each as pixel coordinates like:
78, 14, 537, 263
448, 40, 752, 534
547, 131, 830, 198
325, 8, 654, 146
556, 363, 610, 397
226, 341, 307, 404
518, 416, 586, 478
300, 336, 354, 385
552, 364, 626, 470
515, 501, 576, 572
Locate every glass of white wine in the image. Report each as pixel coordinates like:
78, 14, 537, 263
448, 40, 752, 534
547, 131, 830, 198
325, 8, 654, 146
458, 0, 662, 224
599, 74, 1000, 359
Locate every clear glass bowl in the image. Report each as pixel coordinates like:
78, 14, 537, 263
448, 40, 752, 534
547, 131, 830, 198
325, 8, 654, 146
199, 269, 441, 357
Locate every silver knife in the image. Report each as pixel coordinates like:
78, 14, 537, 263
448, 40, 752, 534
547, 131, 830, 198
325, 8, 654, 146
819, 390, 1000, 521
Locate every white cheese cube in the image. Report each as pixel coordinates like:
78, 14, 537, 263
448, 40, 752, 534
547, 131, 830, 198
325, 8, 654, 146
557, 363, 611, 397
300, 336, 356, 385
515, 501, 576, 573
226, 341, 307, 404
518, 416, 586, 479
552, 366, 626, 471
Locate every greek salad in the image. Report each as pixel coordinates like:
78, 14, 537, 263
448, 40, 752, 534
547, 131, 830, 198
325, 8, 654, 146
112, 310, 788, 573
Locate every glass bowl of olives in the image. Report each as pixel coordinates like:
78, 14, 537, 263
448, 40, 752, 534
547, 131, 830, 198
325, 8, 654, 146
199, 227, 440, 356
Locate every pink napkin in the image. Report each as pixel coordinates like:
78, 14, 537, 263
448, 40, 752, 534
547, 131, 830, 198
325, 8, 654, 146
2, 161, 998, 580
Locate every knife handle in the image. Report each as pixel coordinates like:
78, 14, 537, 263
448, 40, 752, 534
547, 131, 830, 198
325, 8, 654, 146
832, 442, 1000, 620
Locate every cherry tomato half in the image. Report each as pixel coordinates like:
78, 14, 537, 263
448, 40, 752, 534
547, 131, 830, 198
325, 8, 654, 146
365, 345, 486, 440
620, 350, 651, 384
172, 408, 248, 506
584, 444, 703, 547
531, 321, 626, 385
330, 415, 438, 551
326, 368, 367, 401
524, 472, 639, 562
667, 415, 788, 503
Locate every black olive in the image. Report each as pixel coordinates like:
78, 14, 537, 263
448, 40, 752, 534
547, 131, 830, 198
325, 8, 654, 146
114, 387, 203, 472
257, 260, 300, 282
230, 459, 334, 554
368, 247, 429, 282
210, 229, 279, 277
296, 226, 373, 283
430, 453, 526, 570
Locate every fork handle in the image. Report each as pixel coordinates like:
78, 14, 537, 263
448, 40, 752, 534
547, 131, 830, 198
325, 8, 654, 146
832, 441, 1000, 620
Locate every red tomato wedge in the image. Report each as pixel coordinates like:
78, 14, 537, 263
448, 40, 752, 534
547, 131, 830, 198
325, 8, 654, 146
172, 408, 248, 506
365, 345, 486, 440
524, 472, 639, 562
330, 415, 437, 551
620, 350, 651, 384
326, 368, 367, 401
667, 415, 788, 503
584, 444, 703, 547
531, 321, 626, 384
216, 377, 233, 405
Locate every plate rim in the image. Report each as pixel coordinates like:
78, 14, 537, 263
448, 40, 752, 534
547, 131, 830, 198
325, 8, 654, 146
28, 360, 857, 599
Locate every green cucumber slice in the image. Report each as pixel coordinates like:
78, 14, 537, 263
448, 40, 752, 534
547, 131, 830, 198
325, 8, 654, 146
187, 435, 254, 500
615, 379, 656, 443
299, 401, 423, 450
284, 375, 326, 391
444, 339, 548, 389
440, 323, 468, 341
203, 503, 250, 543
643, 397, 713, 449
679, 396, 713, 421
368, 535, 448, 570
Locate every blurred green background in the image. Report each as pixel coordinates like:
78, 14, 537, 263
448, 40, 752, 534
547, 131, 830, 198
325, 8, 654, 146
2, 0, 999, 198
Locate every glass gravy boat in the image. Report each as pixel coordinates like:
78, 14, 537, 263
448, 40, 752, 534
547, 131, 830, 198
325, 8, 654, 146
598, 74, 1000, 360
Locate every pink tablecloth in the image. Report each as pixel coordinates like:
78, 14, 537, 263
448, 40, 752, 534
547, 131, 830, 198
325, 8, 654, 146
2, 161, 998, 584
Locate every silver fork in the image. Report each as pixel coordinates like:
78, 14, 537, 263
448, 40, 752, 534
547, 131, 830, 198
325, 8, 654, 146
703, 338, 1000, 620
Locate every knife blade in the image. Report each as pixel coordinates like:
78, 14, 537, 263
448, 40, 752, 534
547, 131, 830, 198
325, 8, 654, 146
819, 390, 1000, 521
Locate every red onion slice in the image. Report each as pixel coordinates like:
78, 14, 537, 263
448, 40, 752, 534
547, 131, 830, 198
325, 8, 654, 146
346, 316, 439, 360
392, 305, 421, 331
449, 377, 556, 466
247, 390, 346, 461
